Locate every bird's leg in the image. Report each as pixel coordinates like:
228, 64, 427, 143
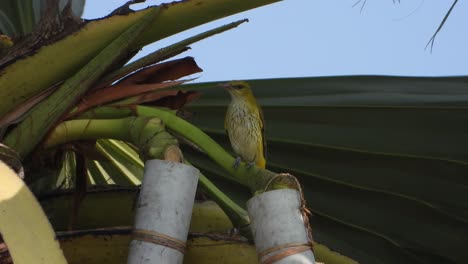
233, 156, 242, 169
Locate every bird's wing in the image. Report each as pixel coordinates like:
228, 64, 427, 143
258, 105, 267, 160
224, 108, 229, 133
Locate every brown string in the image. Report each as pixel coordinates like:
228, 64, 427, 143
258, 242, 311, 258
132, 229, 186, 254
259, 243, 313, 264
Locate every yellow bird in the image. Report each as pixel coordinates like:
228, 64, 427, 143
219, 81, 266, 169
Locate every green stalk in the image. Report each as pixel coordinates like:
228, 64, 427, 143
4, 8, 160, 158
44, 118, 135, 147
44, 116, 177, 162
54, 105, 289, 193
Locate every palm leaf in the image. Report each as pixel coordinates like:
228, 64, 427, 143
179, 76, 468, 264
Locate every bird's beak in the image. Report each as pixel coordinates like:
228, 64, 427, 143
217, 82, 232, 90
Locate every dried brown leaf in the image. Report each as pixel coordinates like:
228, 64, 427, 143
67, 57, 202, 118
116, 56, 202, 85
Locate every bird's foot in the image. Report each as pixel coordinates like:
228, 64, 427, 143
233, 156, 242, 169
246, 161, 255, 169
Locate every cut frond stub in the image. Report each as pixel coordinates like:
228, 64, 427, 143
127, 159, 199, 264
247, 189, 315, 264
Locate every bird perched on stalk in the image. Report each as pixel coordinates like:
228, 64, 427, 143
219, 81, 266, 169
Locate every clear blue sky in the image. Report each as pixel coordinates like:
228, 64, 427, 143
83, 0, 468, 83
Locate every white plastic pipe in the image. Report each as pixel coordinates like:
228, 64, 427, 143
247, 189, 315, 264
127, 159, 199, 264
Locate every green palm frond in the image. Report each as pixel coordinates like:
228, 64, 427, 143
179, 76, 468, 264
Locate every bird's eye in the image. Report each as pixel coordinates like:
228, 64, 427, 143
233, 85, 244, 90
